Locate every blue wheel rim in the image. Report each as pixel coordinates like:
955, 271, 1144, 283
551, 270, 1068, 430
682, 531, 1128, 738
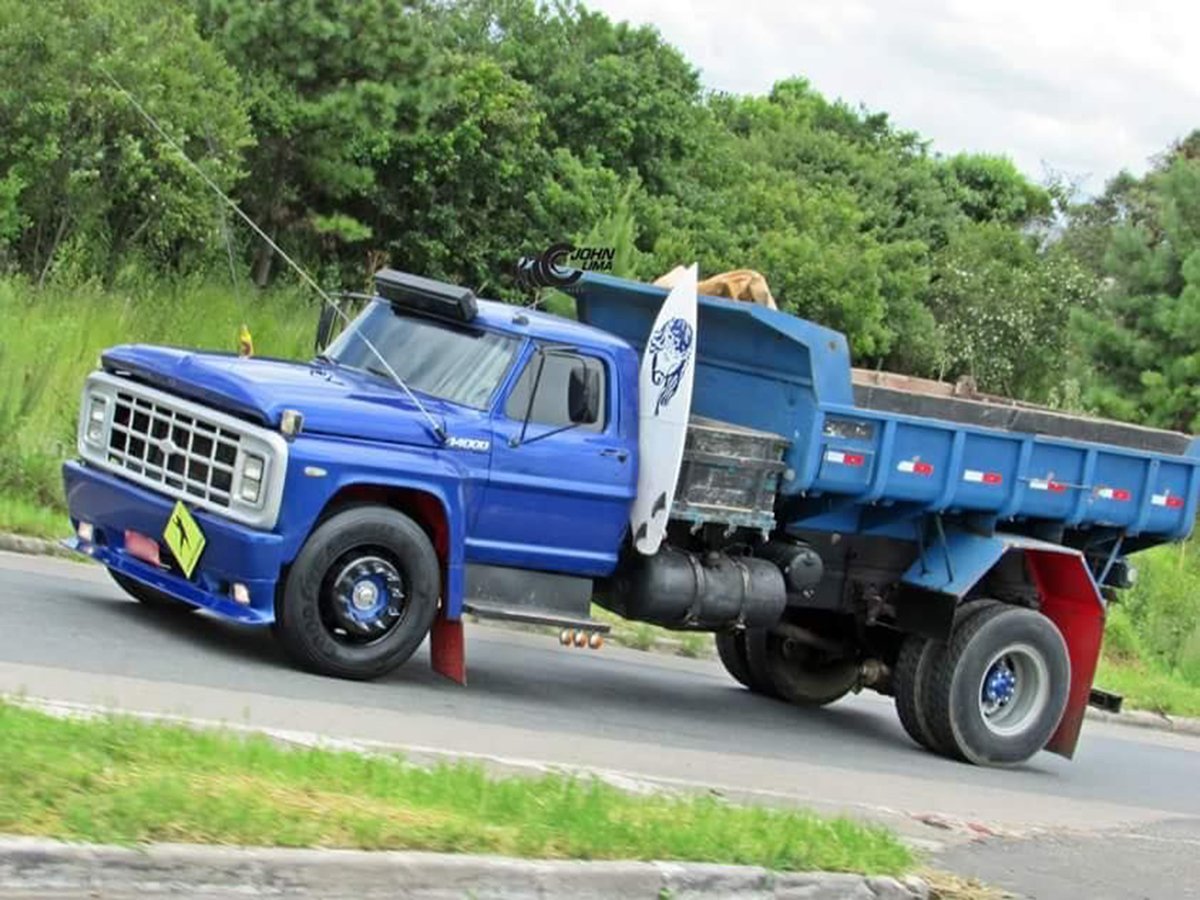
325, 554, 407, 642
978, 643, 1050, 737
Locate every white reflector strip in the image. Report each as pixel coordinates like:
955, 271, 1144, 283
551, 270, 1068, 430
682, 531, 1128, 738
1152, 492, 1185, 509
1030, 478, 1067, 493
963, 469, 1002, 485
824, 450, 865, 467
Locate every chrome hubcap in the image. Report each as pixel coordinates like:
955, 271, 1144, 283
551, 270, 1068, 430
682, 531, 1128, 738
328, 555, 406, 640
978, 643, 1049, 737
352, 580, 379, 610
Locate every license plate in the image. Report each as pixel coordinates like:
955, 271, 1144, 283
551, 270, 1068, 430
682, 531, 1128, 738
163, 501, 206, 578
124, 530, 161, 567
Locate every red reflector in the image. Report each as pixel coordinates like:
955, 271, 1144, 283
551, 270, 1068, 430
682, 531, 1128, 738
983, 472, 1003, 485
844, 453, 865, 467
1048, 481, 1067, 493
124, 530, 161, 567
1167, 496, 1185, 509
1112, 489, 1132, 502
913, 461, 934, 476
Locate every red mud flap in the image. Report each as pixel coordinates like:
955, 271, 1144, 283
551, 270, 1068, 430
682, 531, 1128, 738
430, 614, 466, 685
1026, 549, 1105, 759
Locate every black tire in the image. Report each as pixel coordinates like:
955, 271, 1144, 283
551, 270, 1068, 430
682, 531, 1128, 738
715, 631, 753, 689
926, 605, 1070, 766
895, 600, 1000, 752
109, 569, 196, 613
893, 634, 935, 749
275, 506, 440, 680
750, 629, 859, 707
739, 628, 782, 698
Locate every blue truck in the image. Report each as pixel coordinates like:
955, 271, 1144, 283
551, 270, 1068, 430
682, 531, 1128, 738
63, 269, 1200, 767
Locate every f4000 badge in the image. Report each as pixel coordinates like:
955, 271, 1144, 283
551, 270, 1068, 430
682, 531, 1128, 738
446, 437, 490, 453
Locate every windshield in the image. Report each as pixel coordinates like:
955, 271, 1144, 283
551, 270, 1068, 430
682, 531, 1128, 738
325, 301, 519, 409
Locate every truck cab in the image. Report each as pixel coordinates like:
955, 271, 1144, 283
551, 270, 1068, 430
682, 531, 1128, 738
65, 271, 637, 682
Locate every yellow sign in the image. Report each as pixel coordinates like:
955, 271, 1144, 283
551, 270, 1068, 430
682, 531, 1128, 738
164, 501, 206, 578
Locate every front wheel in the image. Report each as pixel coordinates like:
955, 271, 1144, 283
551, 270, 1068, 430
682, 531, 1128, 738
926, 605, 1070, 766
275, 506, 440, 680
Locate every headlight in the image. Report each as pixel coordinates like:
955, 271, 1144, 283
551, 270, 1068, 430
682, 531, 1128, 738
85, 397, 107, 444
240, 453, 265, 503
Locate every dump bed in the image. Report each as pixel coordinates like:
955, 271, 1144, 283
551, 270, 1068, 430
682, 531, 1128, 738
574, 273, 1200, 547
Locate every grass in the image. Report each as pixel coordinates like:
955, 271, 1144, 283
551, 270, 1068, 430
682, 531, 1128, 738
679, 631, 711, 658
0, 701, 912, 875
1095, 657, 1200, 718
590, 604, 715, 658
0, 274, 314, 517
1093, 539, 1200, 717
0, 491, 70, 540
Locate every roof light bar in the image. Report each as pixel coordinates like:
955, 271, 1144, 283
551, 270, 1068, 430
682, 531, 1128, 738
374, 269, 477, 323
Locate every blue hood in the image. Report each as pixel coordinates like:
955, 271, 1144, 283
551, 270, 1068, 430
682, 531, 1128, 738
101, 345, 447, 446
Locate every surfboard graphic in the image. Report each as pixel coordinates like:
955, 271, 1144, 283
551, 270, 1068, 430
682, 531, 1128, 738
631, 263, 698, 555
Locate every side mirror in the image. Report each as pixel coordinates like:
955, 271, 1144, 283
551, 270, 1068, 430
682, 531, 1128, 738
315, 304, 337, 354
568, 362, 601, 425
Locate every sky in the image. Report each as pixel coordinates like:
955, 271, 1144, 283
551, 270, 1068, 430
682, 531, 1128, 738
584, 0, 1200, 194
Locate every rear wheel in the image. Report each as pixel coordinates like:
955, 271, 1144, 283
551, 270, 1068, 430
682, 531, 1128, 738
748, 629, 859, 707
109, 569, 196, 613
740, 628, 782, 698
894, 600, 1000, 752
715, 631, 753, 689
926, 605, 1070, 766
893, 634, 935, 750
275, 506, 440, 681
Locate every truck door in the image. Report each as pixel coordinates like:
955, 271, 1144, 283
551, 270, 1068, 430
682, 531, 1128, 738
470, 347, 636, 576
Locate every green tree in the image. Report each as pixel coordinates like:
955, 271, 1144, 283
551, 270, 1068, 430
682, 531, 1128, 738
926, 223, 1095, 397
371, 52, 554, 290
0, 0, 251, 282
1067, 141, 1200, 432
192, 0, 433, 285
438, 0, 703, 191
627, 79, 1054, 365
938, 153, 1052, 227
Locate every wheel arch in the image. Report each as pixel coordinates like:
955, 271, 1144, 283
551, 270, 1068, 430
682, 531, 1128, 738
900, 530, 1105, 759
316, 483, 452, 572
291, 479, 468, 685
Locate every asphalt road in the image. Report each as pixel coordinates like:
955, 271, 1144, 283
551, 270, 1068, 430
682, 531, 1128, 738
1, 550, 1198, 898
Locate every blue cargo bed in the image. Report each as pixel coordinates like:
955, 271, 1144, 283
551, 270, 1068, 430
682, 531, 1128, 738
574, 273, 1200, 546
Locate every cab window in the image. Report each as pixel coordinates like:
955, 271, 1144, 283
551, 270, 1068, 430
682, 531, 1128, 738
504, 352, 607, 433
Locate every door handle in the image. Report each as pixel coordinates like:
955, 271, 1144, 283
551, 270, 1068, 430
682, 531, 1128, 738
601, 447, 629, 462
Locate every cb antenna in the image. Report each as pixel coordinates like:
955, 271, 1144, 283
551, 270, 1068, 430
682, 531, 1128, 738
101, 68, 446, 443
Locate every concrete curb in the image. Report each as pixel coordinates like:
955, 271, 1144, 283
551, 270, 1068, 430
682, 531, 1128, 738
1084, 705, 1200, 737
0, 532, 73, 559
0, 837, 928, 899
3, 530, 1198, 738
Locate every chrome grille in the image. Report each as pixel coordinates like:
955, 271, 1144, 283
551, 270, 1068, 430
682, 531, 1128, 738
107, 391, 240, 507
79, 371, 288, 530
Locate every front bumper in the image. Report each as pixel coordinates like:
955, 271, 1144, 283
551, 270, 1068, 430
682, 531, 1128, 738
62, 460, 286, 625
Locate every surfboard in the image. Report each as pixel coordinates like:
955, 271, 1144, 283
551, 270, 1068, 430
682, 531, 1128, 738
631, 263, 698, 555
